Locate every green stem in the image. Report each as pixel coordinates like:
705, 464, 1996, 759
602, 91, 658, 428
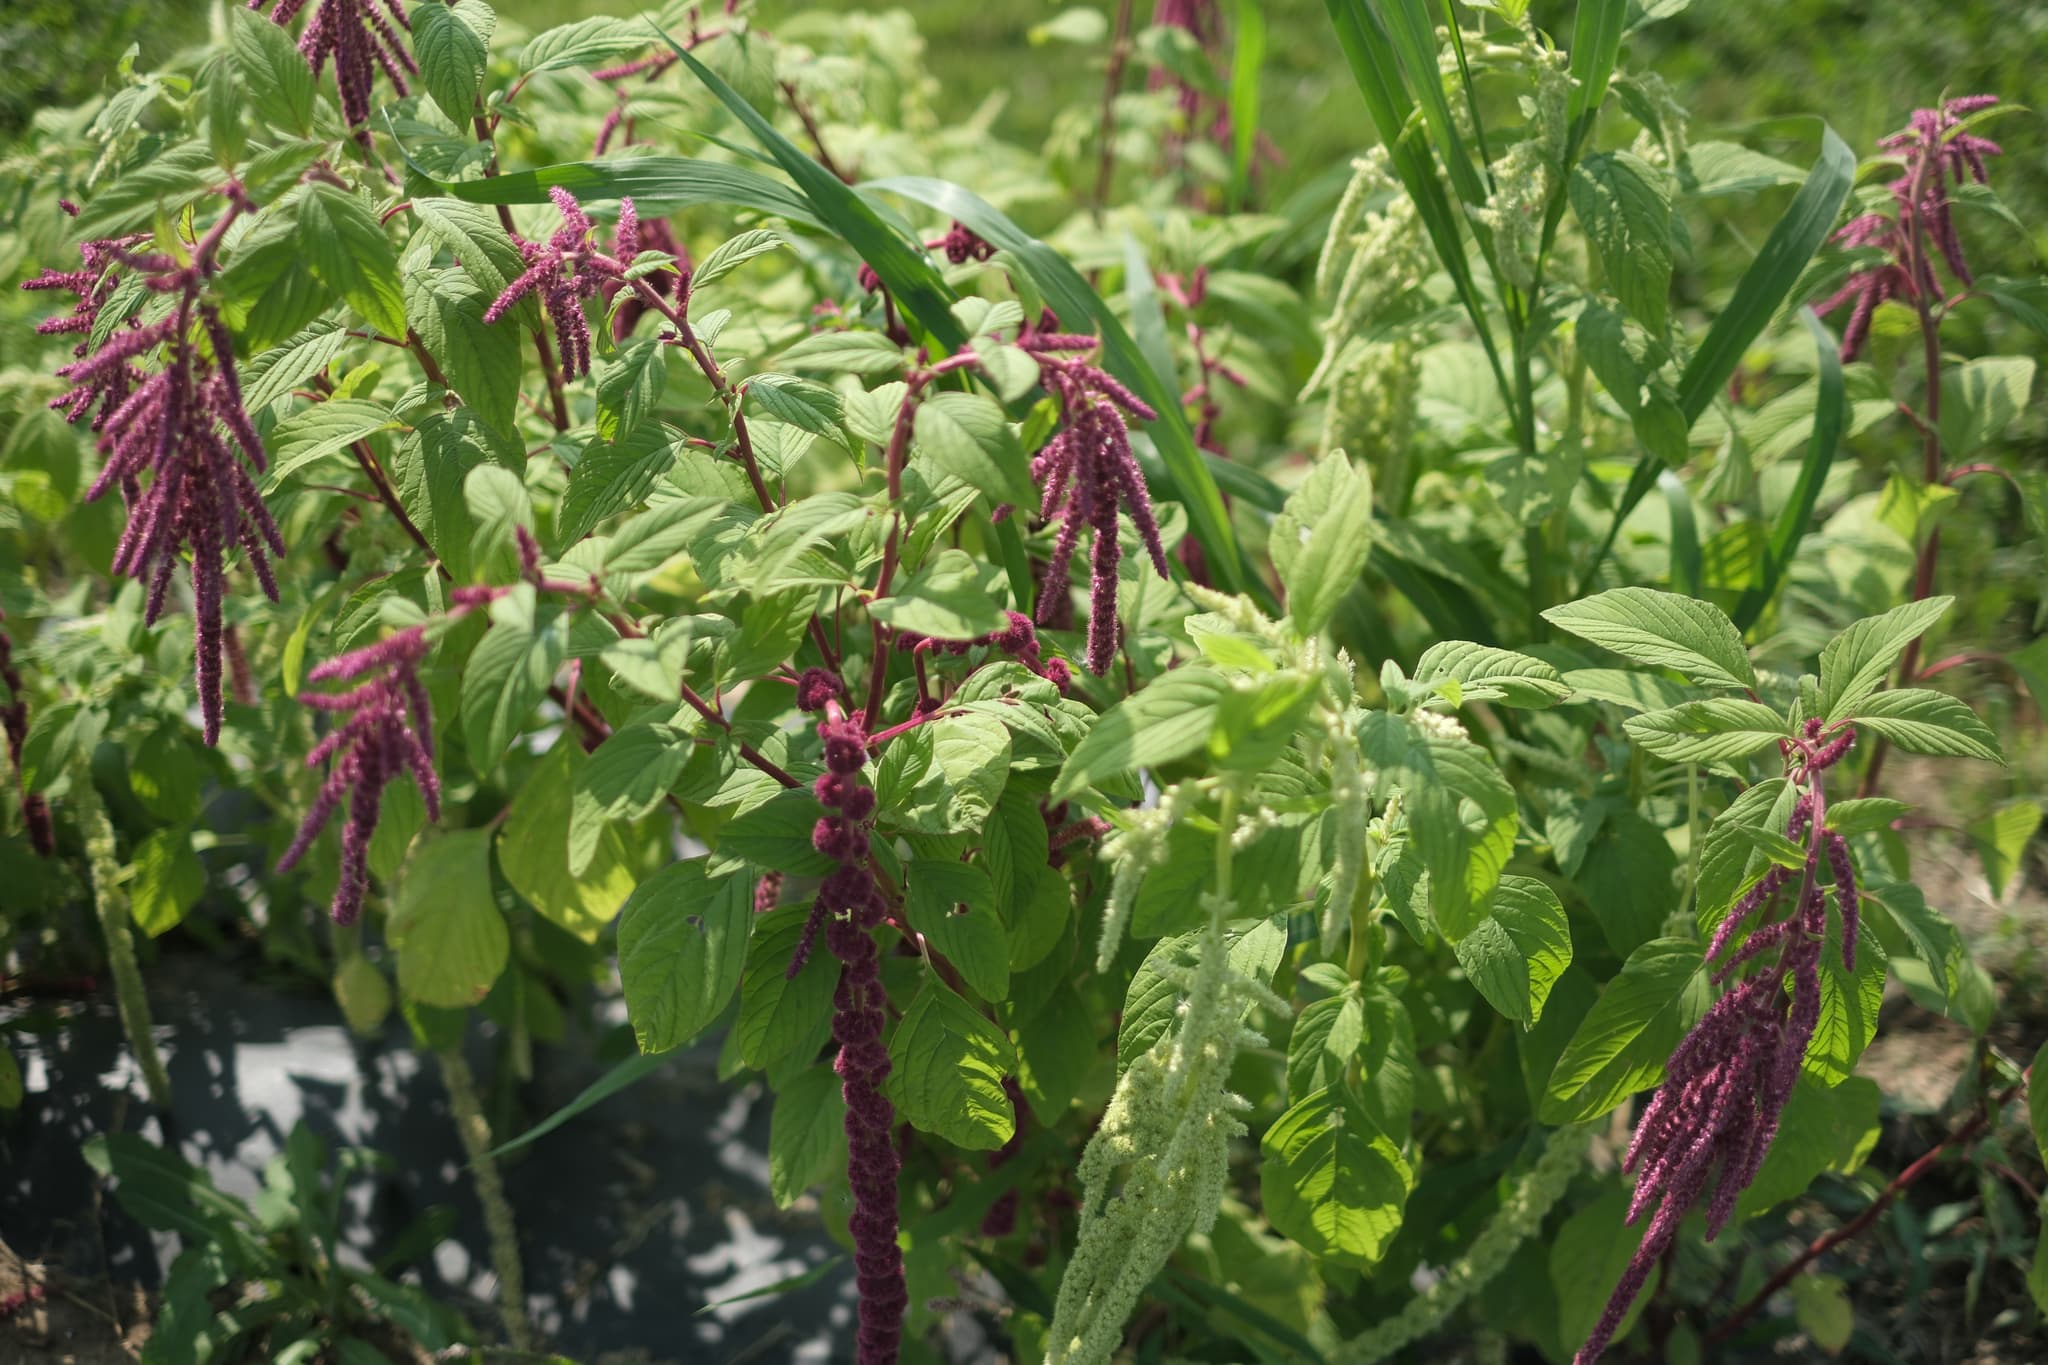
74, 760, 172, 1109
440, 1047, 531, 1353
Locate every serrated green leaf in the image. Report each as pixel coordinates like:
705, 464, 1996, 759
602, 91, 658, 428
299, 184, 406, 338
405, 269, 522, 436
692, 228, 787, 291
870, 548, 1009, 640
1412, 641, 1569, 708
1260, 1085, 1412, 1269
914, 391, 1034, 507
1051, 668, 1233, 801
1818, 597, 1953, 721
265, 399, 400, 489
459, 588, 564, 769
905, 858, 1008, 1001
1848, 689, 2002, 763
1573, 152, 1674, 332
769, 1065, 845, 1208
887, 983, 1017, 1150
412, 0, 495, 124
1542, 937, 1708, 1124
617, 859, 751, 1054
1271, 449, 1374, 637
1543, 587, 1755, 689
1623, 698, 1789, 763
1455, 876, 1573, 1028
497, 742, 636, 942
388, 830, 509, 1007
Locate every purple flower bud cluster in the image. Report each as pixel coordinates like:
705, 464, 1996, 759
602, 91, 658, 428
608, 214, 689, 343
1021, 329, 1171, 675
787, 696, 905, 1364
857, 222, 996, 294
257, 0, 417, 147
1577, 722, 1862, 1365
0, 612, 55, 857
485, 189, 639, 379
1817, 95, 2002, 360
276, 625, 441, 925
28, 189, 282, 747
893, 610, 1073, 693
752, 870, 784, 914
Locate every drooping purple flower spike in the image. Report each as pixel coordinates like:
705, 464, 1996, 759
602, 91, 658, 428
257, 0, 418, 149
786, 701, 905, 1365
1021, 329, 1170, 675
1817, 95, 2003, 361
1577, 722, 1862, 1365
27, 187, 281, 747
483, 189, 638, 378
277, 625, 442, 925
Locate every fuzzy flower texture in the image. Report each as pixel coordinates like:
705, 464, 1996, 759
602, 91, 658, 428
1818, 95, 2002, 361
485, 189, 641, 379
1024, 329, 1171, 675
256, 0, 416, 145
789, 671, 906, 1365
25, 191, 283, 746
1576, 719, 1861, 1364
276, 624, 445, 925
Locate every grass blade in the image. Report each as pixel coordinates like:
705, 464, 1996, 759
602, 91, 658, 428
1322, 0, 1510, 405
1384, 0, 1488, 207
1567, 0, 1628, 148
649, 22, 964, 353
410, 153, 821, 226
1733, 308, 1844, 631
1229, 0, 1266, 208
865, 174, 1257, 600
481, 1049, 666, 1160
1579, 124, 1855, 594
1659, 469, 1702, 596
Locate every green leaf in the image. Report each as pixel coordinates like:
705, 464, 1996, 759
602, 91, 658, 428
560, 421, 679, 545
229, 7, 315, 134
869, 548, 1009, 640
736, 906, 838, 1075
2030, 1040, 2048, 1169
1259, 1085, 1413, 1269
463, 463, 534, 579
1695, 778, 1796, 933
778, 329, 906, 376
1051, 668, 1232, 801
498, 741, 637, 942
904, 858, 1009, 1001
411, 197, 529, 302
887, 983, 1018, 1150
483, 1051, 666, 1160
1541, 937, 1708, 1124
405, 269, 522, 436
913, 391, 1034, 507
1792, 1275, 1855, 1354
720, 787, 838, 877
1826, 798, 1908, 837
1736, 1074, 1880, 1220
1733, 310, 1845, 632
1543, 587, 1756, 689
130, 828, 205, 937
692, 228, 787, 291
890, 712, 1013, 834
617, 859, 751, 1054
423, 155, 819, 230
1287, 991, 1364, 1099
1013, 985, 1096, 1121
743, 374, 845, 444
769, 1065, 846, 1208
1938, 356, 2036, 459
1971, 801, 2043, 901
1622, 698, 1790, 763
1566, 0, 1627, 134
299, 184, 407, 339
568, 717, 691, 874
1848, 689, 2003, 763
518, 16, 647, 74
1583, 126, 1856, 591
1455, 876, 1573, 1028
1572, 152, 1674, 332
392, 406, 499, 582
265, 399, 400, 489
1412, 641, 1569, 708
460, 588, 566, 769
1271, 449, 1375, 637
1802, 921, 1884, 1086
388, 830, 509, 1007
413, 0, 494, 125
1818, 597, 1953, 722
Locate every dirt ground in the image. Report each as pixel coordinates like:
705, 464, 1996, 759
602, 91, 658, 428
0, 1241, 151, 1365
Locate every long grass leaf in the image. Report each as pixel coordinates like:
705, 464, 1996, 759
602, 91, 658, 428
864, 174, 1256, 599
1733, 309, 1844, 630
480, 1050, 666, 1160
1578, 125, 1854, 594
1229, 0, 1267, 208
1384, 0, 1488, 207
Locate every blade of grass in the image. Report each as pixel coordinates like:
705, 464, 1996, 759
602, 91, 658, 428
409, 152, 822, 227
1229, 0, 1266, 208
1578, 124, 1855, 595
1384, 0, 1488, 207
649, 21, 963, 353
1732, 308, 1844, 631
865, 174, 1259, 602
1323, 0, 1511, 407
1567, 0, 1628, 153
1658, 468, 1702, 596
480, 1050, 666, 1161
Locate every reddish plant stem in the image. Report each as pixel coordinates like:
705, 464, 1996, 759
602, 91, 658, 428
1090, 0, 1138, 219
675, 681, 800, 789
780, 79, 853, 183
1707, 1081, 2023, 1346
1861, 153, 1948, 799
1916, 650, 2004, 681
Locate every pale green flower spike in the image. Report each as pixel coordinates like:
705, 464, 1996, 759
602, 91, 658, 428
1337, 1125, 1591, 1365
1049, 793, 1276, 1365
1304, 153, 1430, 404
1095, 782, 1194, 972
